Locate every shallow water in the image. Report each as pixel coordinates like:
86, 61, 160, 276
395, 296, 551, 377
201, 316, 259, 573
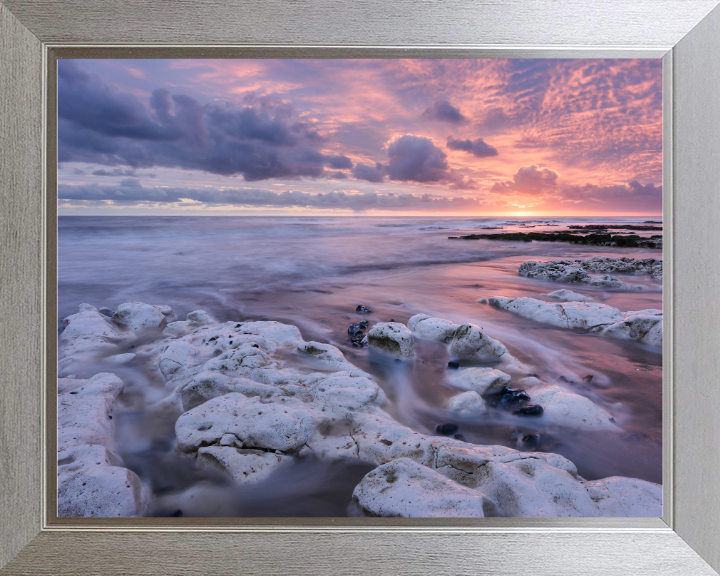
58, 215, 663, 515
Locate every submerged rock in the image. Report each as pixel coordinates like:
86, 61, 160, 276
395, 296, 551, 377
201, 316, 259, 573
356, 305, 372, 314
367, 322, 414, 358
436, 423, 459, 435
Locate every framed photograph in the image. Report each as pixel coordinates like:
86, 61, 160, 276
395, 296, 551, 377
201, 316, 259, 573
2, 1, 720, 574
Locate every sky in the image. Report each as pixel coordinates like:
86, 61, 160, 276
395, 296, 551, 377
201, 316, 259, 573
57, 58, 663, 217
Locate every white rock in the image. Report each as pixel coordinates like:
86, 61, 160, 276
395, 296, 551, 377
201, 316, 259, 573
196, 445, 290, 484
588, 274, 645, 290
152, 304, 175, 319
106, 353, 136, 365
582, 476, 662, 517
407, 314, 458, 342
602, 310, 663, 348
490, 296, 662, 348
447, 391, 487, 416
175, 393, 321, 454
180, 371, 279, 411
57, 373, 150, 517
186, 310, 213, 325
297, 341, 359, 371
548, 289, 595, 302
163, 321, 192, 338
61, 307, 127, 343
236, 320, 304, 349
367, 322, 414, 357
112, 301, 167, 331
305, 372, 388, 411
448, 367, 511, 395
58, 444, 151, 518
489, 296, 623, 330
520, 257, 662, 286
526, 384, 618, 431
157, 340, 202, 380
449, 324, 509, 362
519, 260, 591, 283
353, 458, 493, 517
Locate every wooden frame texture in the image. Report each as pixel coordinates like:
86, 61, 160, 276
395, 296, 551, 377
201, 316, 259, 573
1, 1, 720, 574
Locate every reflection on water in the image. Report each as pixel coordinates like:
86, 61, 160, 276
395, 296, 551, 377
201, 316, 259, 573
59, 216, 663, 515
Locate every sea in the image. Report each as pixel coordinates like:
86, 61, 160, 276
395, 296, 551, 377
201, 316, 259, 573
58, 215, 663, 516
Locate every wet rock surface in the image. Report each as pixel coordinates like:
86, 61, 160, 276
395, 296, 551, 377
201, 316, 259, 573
57, 300, 660, 518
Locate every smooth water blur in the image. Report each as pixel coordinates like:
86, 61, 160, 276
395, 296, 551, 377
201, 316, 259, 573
59, 216, 663, 515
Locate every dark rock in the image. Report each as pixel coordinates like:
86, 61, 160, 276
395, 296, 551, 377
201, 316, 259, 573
513, 404, 544, 417
348, 323, 366, 338
581, 375, 594, 385
389, 319, 395, 322
436, 423, 459, 435
170, 509, 183, 517
449, 231, 661, 249
522, 433, 540, 445
526, 373, 540, 378
356, 305, 372, 314
447, 361, 460, 370
98, 307, 114, 317
496, 387, 530, 409
559, 376, 571, 383
453, 433, 466, 441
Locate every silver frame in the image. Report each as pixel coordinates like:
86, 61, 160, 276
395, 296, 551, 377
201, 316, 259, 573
1, 1, 719, 573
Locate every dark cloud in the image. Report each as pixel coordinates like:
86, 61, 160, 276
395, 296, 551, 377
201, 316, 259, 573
491, 165, 559, 196
386, 135, 449, 182
421, 100, 467, 124
92, 168, 140, 177
446, 136, 498, 158
58, 182, 482, 212
324, 154, 353, 169
352, 162, 385, 183
57, 60, 345, 182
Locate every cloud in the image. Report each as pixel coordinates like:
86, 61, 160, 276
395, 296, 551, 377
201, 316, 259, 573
560, 180, 661, 203
352, 162, 385, 183
57, 60, 343, 182
421, 100, 467, 124
446, 136, 498, 158
385, 135, 449, 182
57, 182, 483, 212
92, 168, 140, 177
491, 165, 559, 196
324, 154, 353, 169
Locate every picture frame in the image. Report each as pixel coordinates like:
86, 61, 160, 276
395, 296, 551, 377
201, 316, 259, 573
1, 0, 719, 573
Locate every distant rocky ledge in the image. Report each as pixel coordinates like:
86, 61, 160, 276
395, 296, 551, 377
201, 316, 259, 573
449, 231, 662, 249
57, 299, 662, 519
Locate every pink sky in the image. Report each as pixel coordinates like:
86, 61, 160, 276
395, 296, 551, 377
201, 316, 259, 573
57, 58, 662, 216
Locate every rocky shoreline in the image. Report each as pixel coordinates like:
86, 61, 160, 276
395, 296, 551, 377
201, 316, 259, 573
449, 231, 662, 249
58, 283, 663, 517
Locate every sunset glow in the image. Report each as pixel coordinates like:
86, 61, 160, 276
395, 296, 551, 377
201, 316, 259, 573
57, 58, 662, 216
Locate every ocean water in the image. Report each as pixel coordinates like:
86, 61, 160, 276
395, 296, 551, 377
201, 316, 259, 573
58, 215, 663, 516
